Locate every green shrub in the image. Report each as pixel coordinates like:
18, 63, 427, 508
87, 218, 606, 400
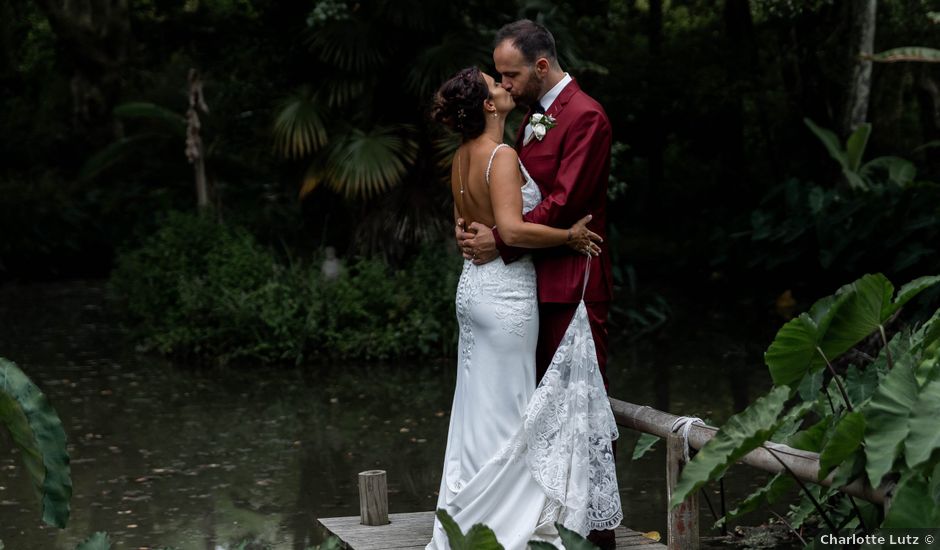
110, 212, 460, 364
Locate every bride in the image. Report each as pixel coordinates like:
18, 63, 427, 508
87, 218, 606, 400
427, 67, 622, 549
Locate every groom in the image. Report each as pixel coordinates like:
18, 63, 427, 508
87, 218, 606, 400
457, 19, 615, 549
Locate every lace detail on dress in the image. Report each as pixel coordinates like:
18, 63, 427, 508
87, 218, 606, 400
495, 259, 623, 535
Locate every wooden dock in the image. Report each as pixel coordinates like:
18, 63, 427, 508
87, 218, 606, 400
317, 511, 666, 549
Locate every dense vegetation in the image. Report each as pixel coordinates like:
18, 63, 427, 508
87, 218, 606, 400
1, 1, 936, 363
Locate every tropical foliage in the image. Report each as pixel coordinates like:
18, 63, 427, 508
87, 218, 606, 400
665, 272, 940, 539
0, 358, 71, 528
109, 212, 461, 364
435, 508, 601, 550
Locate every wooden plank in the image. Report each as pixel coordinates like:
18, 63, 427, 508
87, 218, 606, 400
318, 511, 666, 549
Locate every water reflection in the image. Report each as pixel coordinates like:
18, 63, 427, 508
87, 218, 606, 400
0, 281, 776, 549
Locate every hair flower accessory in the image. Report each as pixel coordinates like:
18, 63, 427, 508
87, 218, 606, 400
529, 113, 556, 141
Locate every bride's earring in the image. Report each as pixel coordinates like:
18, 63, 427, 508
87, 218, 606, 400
492, 112, 498, 119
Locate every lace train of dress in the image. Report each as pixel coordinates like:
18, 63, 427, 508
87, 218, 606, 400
427, 146, 621, 550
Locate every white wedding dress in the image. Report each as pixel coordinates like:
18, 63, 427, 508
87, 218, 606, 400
427, 145, 622, 550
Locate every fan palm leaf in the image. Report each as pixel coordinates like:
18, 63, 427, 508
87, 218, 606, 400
272, 87, 330, 159
302, 125, 418, 200
406, 31, 491, 98
308, 20, 386, 72
323, 75, 367, 108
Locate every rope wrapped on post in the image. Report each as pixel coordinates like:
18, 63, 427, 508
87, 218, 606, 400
670, 416, 705, 463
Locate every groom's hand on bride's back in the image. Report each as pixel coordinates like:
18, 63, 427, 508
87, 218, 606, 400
456, 220, 499, 265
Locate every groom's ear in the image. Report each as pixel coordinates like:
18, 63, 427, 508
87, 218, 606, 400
534, 57, 550, 75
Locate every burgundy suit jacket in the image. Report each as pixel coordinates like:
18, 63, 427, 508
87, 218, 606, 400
494, 79, 614, 304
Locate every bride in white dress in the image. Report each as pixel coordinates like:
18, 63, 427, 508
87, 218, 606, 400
428, 67, 622, 550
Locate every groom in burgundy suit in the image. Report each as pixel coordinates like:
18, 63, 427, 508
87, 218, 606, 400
457, 19, 615, 549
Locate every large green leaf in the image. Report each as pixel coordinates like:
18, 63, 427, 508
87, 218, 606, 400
903, 378, 940, 469
845, 123, 871, 172
845, 364, 881, 410
881, 474, 940, 528
435, 509, 504, 550
869, 47, 940, 63
306, 125, 418, 200
863, 350, 919, 486
0, 358, 71, 528
273, 88, 330, 159
75, 532, 111, 550
669, 387, 791, 508
556, 522, 599, 550
631, 432, 660, 460
818, 411, 865, 480
825, 274, 940, 363
765, 291, 851, 387
860, 156, 917, 187
804, 118, 847, 171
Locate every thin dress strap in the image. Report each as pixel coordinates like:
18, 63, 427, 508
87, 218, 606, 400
484, 143, 510, 186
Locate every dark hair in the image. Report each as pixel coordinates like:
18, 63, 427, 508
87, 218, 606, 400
493, 19, 558, 65
431, 67, 491, 141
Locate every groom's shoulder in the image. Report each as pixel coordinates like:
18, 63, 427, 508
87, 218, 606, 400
567, 85, 609, 122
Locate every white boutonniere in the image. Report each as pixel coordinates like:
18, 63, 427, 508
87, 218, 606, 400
529, 113, 557, 141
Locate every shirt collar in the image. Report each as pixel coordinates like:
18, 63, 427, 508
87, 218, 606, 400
539, 73, 572, 113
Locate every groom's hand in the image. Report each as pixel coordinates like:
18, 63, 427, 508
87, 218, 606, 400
462, 222, 498, 265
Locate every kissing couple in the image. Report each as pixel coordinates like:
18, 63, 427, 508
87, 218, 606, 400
426, 19, 622, 550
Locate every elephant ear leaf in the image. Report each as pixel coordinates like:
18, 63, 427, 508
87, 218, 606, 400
881, 474, 940, 528
435, 509, 504, 550
0, 358, 71, 528
863, 347, 918, 486
818, 412, 865, 480
765, 291, 851, 387
820, 274, 940, 373
669, 387, 794, 508
556, 522, 600, 550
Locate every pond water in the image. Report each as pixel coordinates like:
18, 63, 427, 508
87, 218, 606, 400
0, 280, 785, 549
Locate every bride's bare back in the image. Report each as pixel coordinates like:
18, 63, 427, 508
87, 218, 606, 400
450, 140, 522, 229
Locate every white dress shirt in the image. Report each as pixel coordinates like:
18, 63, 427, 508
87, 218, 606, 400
524, 73, 572, 143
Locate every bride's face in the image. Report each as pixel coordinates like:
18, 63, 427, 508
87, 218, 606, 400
482, 72, 515, 116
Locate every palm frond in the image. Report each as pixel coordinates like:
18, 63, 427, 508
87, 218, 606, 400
406, 32, 491, 98
113, 102, 187, 135
323, 75, 366, 108
303, 125, 418, 200
272, 87, 330, 158
79, 133, 167, 181
308, 20, 385, 72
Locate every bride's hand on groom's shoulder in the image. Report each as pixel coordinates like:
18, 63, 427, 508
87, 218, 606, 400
567, 214, 602, 257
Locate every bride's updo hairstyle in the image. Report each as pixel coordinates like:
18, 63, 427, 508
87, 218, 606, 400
431, 67, 491, 141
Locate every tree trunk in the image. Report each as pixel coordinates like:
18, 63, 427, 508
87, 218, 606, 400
33, 0, 130, 137
843, 0, 877, 135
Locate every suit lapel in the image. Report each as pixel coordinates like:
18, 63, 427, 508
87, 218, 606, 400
519, 79, 582, 156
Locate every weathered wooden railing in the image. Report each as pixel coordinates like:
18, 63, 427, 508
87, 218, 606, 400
609, 397, 892, 549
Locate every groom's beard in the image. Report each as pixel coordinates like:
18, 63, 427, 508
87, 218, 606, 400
514, 73, 544, 109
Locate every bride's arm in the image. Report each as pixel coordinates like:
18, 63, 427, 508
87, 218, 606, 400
489, 148, 599, 251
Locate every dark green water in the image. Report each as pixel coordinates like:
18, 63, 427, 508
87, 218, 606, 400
0, 280, 780, 549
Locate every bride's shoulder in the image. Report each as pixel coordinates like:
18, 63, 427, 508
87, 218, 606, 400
489, 143, 517, 163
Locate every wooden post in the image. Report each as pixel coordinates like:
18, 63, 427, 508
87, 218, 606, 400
358, 470, 389, 526
666, 433, 699, 550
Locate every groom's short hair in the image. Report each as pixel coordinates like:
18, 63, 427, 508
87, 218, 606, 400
494, 19, 558, 66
